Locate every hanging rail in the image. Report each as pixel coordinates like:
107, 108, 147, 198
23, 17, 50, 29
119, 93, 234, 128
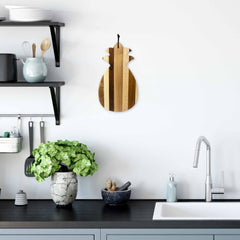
0, 114, 54, 118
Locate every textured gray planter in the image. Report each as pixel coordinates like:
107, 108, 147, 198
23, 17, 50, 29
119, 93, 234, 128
51, 172, 78, 206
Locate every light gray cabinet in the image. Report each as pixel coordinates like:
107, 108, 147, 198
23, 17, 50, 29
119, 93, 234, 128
105, 235, 212, 240
1, 228, 240, 239
0, 236, 93, 240
215, 236, 240, 240
101, 229, 213, 240
0, 229, 100, 240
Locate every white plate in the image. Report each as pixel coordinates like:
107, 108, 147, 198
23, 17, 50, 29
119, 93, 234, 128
9, 9, 52, 22
5, 6, 30, 9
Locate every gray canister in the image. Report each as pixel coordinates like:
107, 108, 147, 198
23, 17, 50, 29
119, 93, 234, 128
0, 54, 17, 82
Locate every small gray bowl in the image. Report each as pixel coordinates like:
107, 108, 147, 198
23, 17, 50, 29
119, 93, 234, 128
101, 188, 131, 206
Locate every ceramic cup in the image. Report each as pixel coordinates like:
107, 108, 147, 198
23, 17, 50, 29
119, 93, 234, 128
22, 57, 47, 83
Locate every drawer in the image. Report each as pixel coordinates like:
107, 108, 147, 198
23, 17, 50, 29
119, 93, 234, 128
215, 236, 240, 240
0, 235, 94, 240
106, 235, 213, 240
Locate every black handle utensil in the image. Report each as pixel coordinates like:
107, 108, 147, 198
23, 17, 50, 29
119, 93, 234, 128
24, 121, 35, 177
40, 121, 45, 143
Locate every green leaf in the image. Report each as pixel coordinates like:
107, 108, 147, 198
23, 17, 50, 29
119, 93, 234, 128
30, 140, 98, 182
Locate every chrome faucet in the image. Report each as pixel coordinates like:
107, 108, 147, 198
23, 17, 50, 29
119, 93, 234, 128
193, 136, 224, 202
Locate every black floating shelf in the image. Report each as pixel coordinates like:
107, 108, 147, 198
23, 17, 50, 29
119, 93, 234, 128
0, 21, 65, 67
0, 81, 65, 87
0, 21, 65, 27
0, 81, 65, 125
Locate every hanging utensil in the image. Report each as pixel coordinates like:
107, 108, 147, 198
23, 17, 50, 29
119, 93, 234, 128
40, 38, 51, 58
40, 120, 45, 144
17, 115, 21, 137
24, 121, 34, 177
21, 41, 31, 59
32, 43, 36, 58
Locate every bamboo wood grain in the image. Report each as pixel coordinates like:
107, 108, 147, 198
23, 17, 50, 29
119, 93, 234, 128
99, 42, 137, 112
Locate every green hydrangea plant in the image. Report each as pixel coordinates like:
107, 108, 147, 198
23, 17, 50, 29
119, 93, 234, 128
27, 140, 98, 182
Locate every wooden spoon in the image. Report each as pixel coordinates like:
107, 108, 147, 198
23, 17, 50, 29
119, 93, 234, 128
40, 38, 51, 58
32, 43, 36, 58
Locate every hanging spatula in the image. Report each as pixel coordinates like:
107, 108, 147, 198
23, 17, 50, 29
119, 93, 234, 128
40, 120, 45, 144
24, 121, 34, 177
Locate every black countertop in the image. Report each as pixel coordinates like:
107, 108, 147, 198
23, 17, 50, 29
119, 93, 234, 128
0, 200, 240, 229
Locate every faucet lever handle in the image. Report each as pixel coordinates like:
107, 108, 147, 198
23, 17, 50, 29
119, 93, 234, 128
211, 171, 225, 195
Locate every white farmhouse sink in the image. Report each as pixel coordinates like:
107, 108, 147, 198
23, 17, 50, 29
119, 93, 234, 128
153, 202, 240, 220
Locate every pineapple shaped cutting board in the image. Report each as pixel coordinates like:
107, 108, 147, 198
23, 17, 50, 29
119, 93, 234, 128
99, 35, 138, 112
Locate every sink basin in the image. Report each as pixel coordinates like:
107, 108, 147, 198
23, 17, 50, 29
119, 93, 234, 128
153, 202, 240, 220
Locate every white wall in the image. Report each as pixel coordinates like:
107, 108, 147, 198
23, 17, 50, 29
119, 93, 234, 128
0, 0, 239, 200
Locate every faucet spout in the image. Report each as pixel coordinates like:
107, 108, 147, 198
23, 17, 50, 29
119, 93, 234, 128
193, 136, 224, 202
193, 136, 211, 176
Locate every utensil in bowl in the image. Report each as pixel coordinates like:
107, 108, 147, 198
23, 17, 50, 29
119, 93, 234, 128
40, 38, 51, 58
32, 43, 36, 58
21, 41, 31, 59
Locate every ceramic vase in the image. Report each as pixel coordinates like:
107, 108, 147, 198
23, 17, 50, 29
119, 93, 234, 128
22, 57, 47, 83
51, 172, 78, 206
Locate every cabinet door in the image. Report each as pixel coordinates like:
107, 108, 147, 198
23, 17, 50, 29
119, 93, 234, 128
106, 235, 213, 240
215, 236, 240, 240
0, 236, 93, 240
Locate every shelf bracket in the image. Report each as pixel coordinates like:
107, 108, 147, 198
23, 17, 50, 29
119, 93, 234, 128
49, 87, 60, 125
49, 25, 61, 67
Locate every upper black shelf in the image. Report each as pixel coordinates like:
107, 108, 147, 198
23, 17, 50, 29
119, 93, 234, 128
0, 81, 65, 87
0, 21, 65, 67
0, 21, 65, 27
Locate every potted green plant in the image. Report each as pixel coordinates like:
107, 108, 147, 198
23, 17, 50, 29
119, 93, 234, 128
28, 140, 98, 206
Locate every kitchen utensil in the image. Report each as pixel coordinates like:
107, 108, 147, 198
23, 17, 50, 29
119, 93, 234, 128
32, 43, 36, 58
6, 6, 52, 22
24, 121, 34, 177
15, 190, 28, 206
98, 35, 138, 112
17, 115, 21, 137
40, 121, 45, 143
0, 54, 17, 82
101, 188, 131, 206
118, 181, 131, 191
22, 57, 47, 83
21, 41, 31, 59
40, 38, 51, 58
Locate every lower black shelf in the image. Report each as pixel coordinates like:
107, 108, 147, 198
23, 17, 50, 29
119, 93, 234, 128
0, 81, 65, 125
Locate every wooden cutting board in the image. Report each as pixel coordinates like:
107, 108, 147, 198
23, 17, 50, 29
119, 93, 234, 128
98, 41, 138, 112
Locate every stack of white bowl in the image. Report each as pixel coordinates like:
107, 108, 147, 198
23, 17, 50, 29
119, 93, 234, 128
5, 6, 52, 22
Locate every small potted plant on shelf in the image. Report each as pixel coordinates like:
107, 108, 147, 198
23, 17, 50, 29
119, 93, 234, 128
27, 140, 98, 206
